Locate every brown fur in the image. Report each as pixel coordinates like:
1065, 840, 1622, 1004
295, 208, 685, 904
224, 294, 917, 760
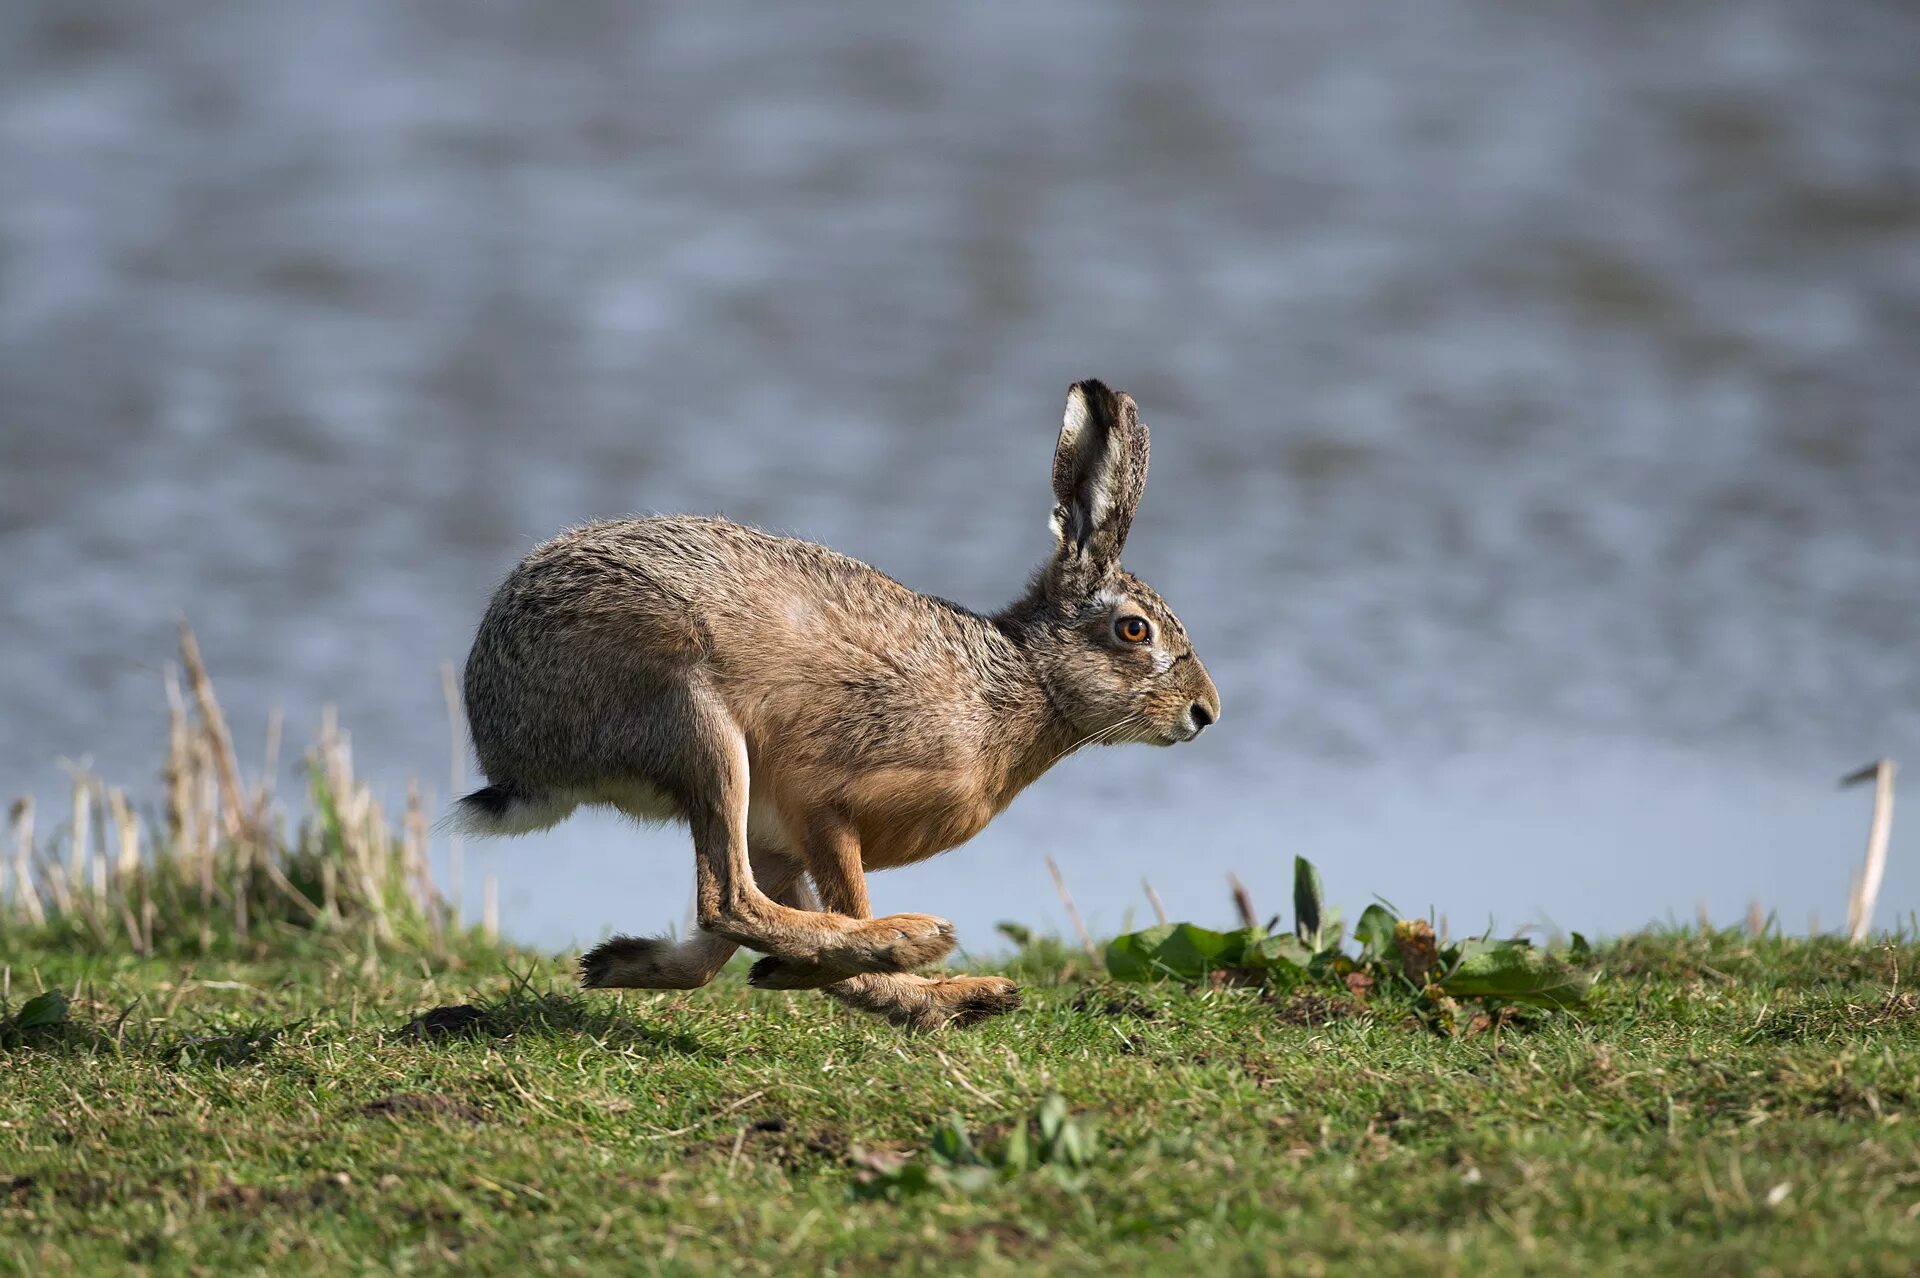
459, 380, 1221, 1028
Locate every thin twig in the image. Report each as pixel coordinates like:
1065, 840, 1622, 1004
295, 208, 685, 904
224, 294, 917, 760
725, 1125, 750, 1179
1844, 759, 1897, 944
1141, 877, 1168, 926
262, 857, 324, 920
1229, 873, 1259, 932
442, 661, 466, 929
8, 799, 43, 926
177, 619, 254, 844
1046, 855, 1098, 963
257, 706, 283, 828
640, 1090, 768, 1141
931, 1048, 999, 1105
65, 763, 91, 891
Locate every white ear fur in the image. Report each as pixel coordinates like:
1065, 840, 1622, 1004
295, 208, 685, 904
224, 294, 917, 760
1048, 380, 1147, 588
1059, 385, 1090, 451
1050, 387, 1091, 542
1053, 385, 1119, 550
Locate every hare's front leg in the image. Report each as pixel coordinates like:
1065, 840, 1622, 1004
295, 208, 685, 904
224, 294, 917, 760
682, 710, 954, 980
749, 821, 1020, 1029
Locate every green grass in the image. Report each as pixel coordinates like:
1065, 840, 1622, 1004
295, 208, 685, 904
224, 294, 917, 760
4, 931, 1918, 1276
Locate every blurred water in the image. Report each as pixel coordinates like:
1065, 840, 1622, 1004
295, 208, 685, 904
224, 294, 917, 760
2, 2, 1917, 948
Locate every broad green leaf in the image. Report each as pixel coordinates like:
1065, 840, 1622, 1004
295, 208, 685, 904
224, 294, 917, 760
1037, 1094, 1068, 1145
942, 1165, 999, 1193
1000, 1122, 1031, 1173
1055, 1118, 1094, 1169
1104, 924, 1177, 981
13, 990, 67, 1030
1109, 920, 1317, 983
1320, 905, 1346, 951
930, 1115, 977, 1167
1440, 942, 1591, 1009
1354, 905, 1398, 961
1155, 924, 1243, 978
1293, 857, 1325, 947
1447, 936, 1522, 967
1218, 927, 1268, 965
1033, 1095, 1095, 1170
1247, 933, 1312, 971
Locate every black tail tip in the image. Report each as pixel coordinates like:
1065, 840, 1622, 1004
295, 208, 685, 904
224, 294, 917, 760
459, 785, 516, 818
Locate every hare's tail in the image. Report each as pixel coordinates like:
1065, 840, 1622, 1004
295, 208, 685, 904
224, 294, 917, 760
446, 783, 575, 837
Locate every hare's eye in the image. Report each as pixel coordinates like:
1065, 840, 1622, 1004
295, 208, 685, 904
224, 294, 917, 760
1114, 616, 1152, 644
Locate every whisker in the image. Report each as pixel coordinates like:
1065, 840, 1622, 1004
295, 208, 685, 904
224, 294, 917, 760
1054, 713, 1146, 763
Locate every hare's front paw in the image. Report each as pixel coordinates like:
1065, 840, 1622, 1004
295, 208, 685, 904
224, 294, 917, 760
747, 915, 957, 989
854, 912, 956, 970
748, 905, 960, 982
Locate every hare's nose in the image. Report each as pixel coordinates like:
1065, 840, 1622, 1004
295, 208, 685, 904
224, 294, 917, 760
1189, 702, 1215, 733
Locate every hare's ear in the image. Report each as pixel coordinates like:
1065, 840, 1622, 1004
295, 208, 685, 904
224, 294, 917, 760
1049, 379, 1149, 589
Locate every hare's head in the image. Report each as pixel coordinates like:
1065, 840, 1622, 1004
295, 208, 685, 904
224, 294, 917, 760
1016, 380, 1221, 749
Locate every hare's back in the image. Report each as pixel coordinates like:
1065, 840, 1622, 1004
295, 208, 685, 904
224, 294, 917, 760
479, 514, 942, 673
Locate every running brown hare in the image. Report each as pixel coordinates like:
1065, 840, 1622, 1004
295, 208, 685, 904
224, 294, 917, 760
457, 380, 1221, 1029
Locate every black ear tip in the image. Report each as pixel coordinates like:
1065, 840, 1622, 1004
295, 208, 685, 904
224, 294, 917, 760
1067, 380, 1139, 429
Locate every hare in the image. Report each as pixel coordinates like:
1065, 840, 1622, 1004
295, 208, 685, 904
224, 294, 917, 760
456, 380, 1220, 1029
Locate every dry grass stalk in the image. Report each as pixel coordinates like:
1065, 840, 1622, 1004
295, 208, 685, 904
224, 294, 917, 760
1228, 873, 1259, 932
1141, 877, 1168, 926
177, 618, 254, 845
1844, 759, 1897, 944
8, 799, 43, 926
4, 622, 466, 957
259, 707, 283, 819
109, 788, 138, 881
163, 666, 192, 846
404, 779, 441, 945
1046, 854, 1099, 963
66, 765, 91, 891
442, 661, 467, 929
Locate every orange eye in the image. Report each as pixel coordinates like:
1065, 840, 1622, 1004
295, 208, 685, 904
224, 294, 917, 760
1115, 616, 1151, 644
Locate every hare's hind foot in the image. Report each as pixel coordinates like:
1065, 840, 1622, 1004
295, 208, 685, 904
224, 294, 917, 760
580, 932, 735, 990
721, 909, 956, 986
822, 973, 1022, 1031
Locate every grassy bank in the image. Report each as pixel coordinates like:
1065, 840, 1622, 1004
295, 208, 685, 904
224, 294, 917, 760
4, 930, 1918, 1276
5, 635, 1916, 1272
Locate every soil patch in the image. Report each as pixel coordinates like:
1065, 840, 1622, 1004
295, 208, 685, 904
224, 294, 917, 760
358, 1093, 489, 1125
400, 1004, 489, 1041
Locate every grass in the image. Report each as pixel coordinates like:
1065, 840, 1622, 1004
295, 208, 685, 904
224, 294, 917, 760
5, 635, 1916, 1272
4, 930, 1918, 1276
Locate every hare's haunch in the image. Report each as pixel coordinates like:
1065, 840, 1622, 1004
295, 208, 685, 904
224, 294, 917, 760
457, 381, 1220, 1029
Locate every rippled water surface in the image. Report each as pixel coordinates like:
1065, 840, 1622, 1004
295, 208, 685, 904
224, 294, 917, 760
3, 2, 1917, 945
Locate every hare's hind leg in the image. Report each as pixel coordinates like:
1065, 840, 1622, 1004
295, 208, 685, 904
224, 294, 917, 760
823, 971, 1023, 1031
674, 689, 956, 979
581, 928, 737, 990
580, 853, 804, 990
